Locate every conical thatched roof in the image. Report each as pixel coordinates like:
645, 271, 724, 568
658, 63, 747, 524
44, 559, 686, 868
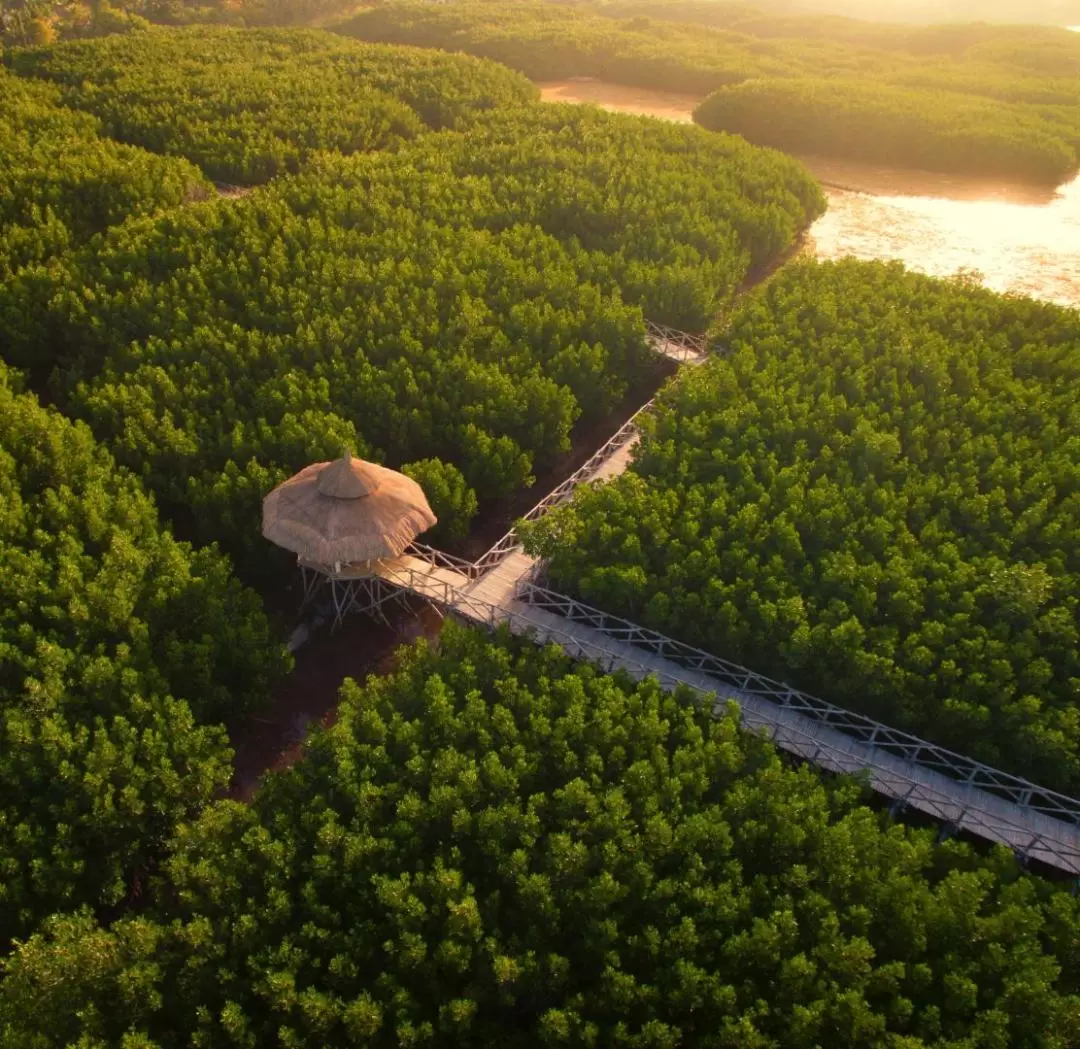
262, 453, 436, 566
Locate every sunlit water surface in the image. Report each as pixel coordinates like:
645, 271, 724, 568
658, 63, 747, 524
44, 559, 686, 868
539, 79, 1080, 309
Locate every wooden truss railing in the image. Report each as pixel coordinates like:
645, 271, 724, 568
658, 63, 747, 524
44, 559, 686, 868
471, 401, 653, 574
373, 562, 1080, 873
405, 403, 653, 578
405, 319, 710, 578
403, 541, 480, 577
644, 318, 710, 359
514, 577, 1080, 829
361, 313, 1080, 869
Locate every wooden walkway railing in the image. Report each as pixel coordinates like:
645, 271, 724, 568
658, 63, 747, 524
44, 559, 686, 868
470, 402, 652, 574
516, 577, 1080, 829
300, 318, 1080, 876
370, 555, 1080, 876
413, 321, 713, 578
644, 318, 710, 359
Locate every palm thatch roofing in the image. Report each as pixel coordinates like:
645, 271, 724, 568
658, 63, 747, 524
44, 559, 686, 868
262, 453, 436, 568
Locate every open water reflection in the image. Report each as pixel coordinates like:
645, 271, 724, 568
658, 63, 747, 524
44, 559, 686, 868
539, 78, 1080, 308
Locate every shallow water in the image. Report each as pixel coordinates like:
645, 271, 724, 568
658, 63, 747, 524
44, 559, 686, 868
539, 78, 1080, 309
540, 78, 698, 122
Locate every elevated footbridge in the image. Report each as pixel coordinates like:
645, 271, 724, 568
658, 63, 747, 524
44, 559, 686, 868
301, 319, 1080, 877
369, 547, 1080, 876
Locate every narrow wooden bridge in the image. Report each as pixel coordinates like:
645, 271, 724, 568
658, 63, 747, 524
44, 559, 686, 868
301, 320, 1080, 877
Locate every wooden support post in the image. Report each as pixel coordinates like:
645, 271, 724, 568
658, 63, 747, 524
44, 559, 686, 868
300, 564, 326, 609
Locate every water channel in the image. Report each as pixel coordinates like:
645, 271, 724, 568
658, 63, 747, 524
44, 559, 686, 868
539, 79, 1080, 309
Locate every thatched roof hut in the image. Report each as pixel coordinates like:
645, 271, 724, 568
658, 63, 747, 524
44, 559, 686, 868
262, 453, 436, 569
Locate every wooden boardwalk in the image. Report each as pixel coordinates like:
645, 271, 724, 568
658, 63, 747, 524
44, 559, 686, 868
307, 319, 1080, 877
375, 550, 1080, 876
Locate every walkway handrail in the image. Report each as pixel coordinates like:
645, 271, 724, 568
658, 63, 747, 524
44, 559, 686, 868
404, 541, 482, 578
470, 318, 708, 575
419, 319, 712, 580
374, 561, 1080, 871
472, 401, 654, 573
515, 578, 1080, 827
645, 318, 710, 358
379, 310, 1080, 836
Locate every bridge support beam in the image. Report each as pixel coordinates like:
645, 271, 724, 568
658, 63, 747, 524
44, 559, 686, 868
298, 565, 405, 629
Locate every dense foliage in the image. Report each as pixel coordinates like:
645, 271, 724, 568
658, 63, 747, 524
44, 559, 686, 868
524, 260, 1080, 791
338, 2, 1080, 182
7, 0, 1079, 43
0, 361, 288, 948
693, 78, 1077, 182
0, 0, 359, 44
3, 624, 1079, 1047
7, 26, 538, 183
597, 2, 1080, 50
596, 1, 908, 46
337, 1, 793, 93
401, 458, 479, 544
0, 65, 210, 275
756, 0, 1080, 26
296, 107, 823, 320
0, 102, 819, 576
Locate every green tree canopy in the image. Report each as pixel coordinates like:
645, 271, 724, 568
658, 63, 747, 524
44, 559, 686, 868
693, 77, 1077, 183
401, 457, 479, 543
0, 65, 210, 277
339, 1, 1080, 182
2, 624, 1079, 1046
0, 89, 820, 578
0, 361, 288, 946
525, 258, 1080, 791
6, 26, 539, 183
